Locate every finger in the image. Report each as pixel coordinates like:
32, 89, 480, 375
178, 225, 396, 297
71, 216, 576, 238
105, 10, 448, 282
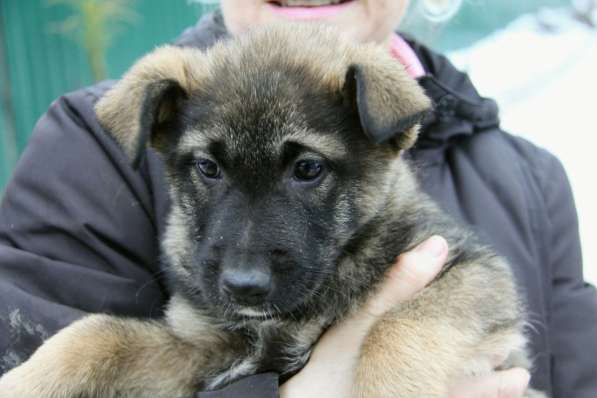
449, 368, 531, 398
364, 235, 448, 317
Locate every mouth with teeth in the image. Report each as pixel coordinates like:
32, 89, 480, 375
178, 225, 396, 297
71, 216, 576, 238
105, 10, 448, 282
266, 0, 356, 19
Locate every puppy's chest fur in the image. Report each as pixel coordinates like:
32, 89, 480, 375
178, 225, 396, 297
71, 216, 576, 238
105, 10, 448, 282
203, 317, 326, 389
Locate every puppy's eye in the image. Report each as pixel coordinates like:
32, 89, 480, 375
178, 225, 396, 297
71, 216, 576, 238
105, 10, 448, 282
294, 159, 324, 182
196, 159, 221, 179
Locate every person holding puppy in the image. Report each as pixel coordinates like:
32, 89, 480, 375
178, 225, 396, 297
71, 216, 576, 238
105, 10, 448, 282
0, 0, 595, 397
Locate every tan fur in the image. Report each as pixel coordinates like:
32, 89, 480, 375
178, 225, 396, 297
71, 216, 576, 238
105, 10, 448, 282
165, 295, 221, 346
178, 128, 220, 153
285, 128, 349, 160
161, 204, 194, 274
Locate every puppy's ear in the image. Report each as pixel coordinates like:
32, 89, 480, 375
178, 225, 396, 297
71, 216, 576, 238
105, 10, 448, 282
95, 46, 205, 167
343, 60, 431, 149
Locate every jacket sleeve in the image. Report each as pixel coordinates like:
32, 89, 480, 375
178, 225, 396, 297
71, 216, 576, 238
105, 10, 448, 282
195, 373, 279, 398
541, 154, 597, 397
0, 87, 168, 375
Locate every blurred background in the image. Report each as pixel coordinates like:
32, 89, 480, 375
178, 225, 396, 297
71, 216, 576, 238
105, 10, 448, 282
0, 0, 595, 282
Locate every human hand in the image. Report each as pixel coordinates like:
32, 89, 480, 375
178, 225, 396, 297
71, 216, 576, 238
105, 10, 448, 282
279, 235, 530, 398
449, 367, 530, 398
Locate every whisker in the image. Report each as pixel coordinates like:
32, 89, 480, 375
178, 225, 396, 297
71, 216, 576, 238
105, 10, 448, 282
134, 269, 168, 302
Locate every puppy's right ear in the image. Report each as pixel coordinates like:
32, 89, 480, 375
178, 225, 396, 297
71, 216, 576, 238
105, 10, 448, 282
95, 46, 205, 167
343, 44, 431, 150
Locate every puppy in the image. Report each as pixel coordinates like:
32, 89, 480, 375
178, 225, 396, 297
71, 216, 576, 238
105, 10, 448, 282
0, 24, 544, 398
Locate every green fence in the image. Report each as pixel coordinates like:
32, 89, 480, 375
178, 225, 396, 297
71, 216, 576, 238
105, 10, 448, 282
0, 0, 219, 190
0, 0, 569, 190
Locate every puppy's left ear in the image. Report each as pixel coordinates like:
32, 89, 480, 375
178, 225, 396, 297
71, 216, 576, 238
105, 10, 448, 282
343, 59, 431, 149
95, 46, 205, 167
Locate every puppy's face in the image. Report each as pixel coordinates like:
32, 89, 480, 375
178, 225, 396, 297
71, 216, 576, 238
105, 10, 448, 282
163, 72, 387, 319
95, 25, 431, 321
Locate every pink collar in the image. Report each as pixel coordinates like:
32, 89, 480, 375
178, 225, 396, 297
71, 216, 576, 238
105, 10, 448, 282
389, 33, 425, 79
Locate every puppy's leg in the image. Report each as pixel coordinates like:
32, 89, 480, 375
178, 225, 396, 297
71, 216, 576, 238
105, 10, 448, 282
0, 313, 232, 398
354, 256, 534, 398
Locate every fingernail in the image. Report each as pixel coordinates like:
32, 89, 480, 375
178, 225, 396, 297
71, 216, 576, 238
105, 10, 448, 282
415, 236, 447, 258
513, 368, 531, 387
501, 368, 531, 395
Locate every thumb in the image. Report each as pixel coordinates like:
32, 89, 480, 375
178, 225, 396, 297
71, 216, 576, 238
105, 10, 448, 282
364, 235, 448, 318
450, 368, 531, 398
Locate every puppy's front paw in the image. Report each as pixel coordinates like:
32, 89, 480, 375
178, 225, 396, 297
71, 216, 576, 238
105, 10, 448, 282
0, 313, 214, 398
0, 314, 123, 398
0, 360, 72, 398
0, 342, 95, 398
0, 370, 36, 398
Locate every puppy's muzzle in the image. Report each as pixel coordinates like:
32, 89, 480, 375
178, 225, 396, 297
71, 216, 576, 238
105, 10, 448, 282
220, 267, 272, 306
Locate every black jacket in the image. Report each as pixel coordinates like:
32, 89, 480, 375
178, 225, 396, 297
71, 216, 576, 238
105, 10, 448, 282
1, 12, 596, 398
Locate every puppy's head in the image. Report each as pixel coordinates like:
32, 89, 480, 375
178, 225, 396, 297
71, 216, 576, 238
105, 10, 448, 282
96, 24, 431, 321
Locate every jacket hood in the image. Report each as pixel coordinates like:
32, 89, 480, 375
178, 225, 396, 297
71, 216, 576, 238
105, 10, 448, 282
407, 38, 500, 148
174, 11, 500, 148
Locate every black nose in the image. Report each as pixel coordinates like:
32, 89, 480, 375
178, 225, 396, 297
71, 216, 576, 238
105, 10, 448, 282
221, 268, 272, 306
